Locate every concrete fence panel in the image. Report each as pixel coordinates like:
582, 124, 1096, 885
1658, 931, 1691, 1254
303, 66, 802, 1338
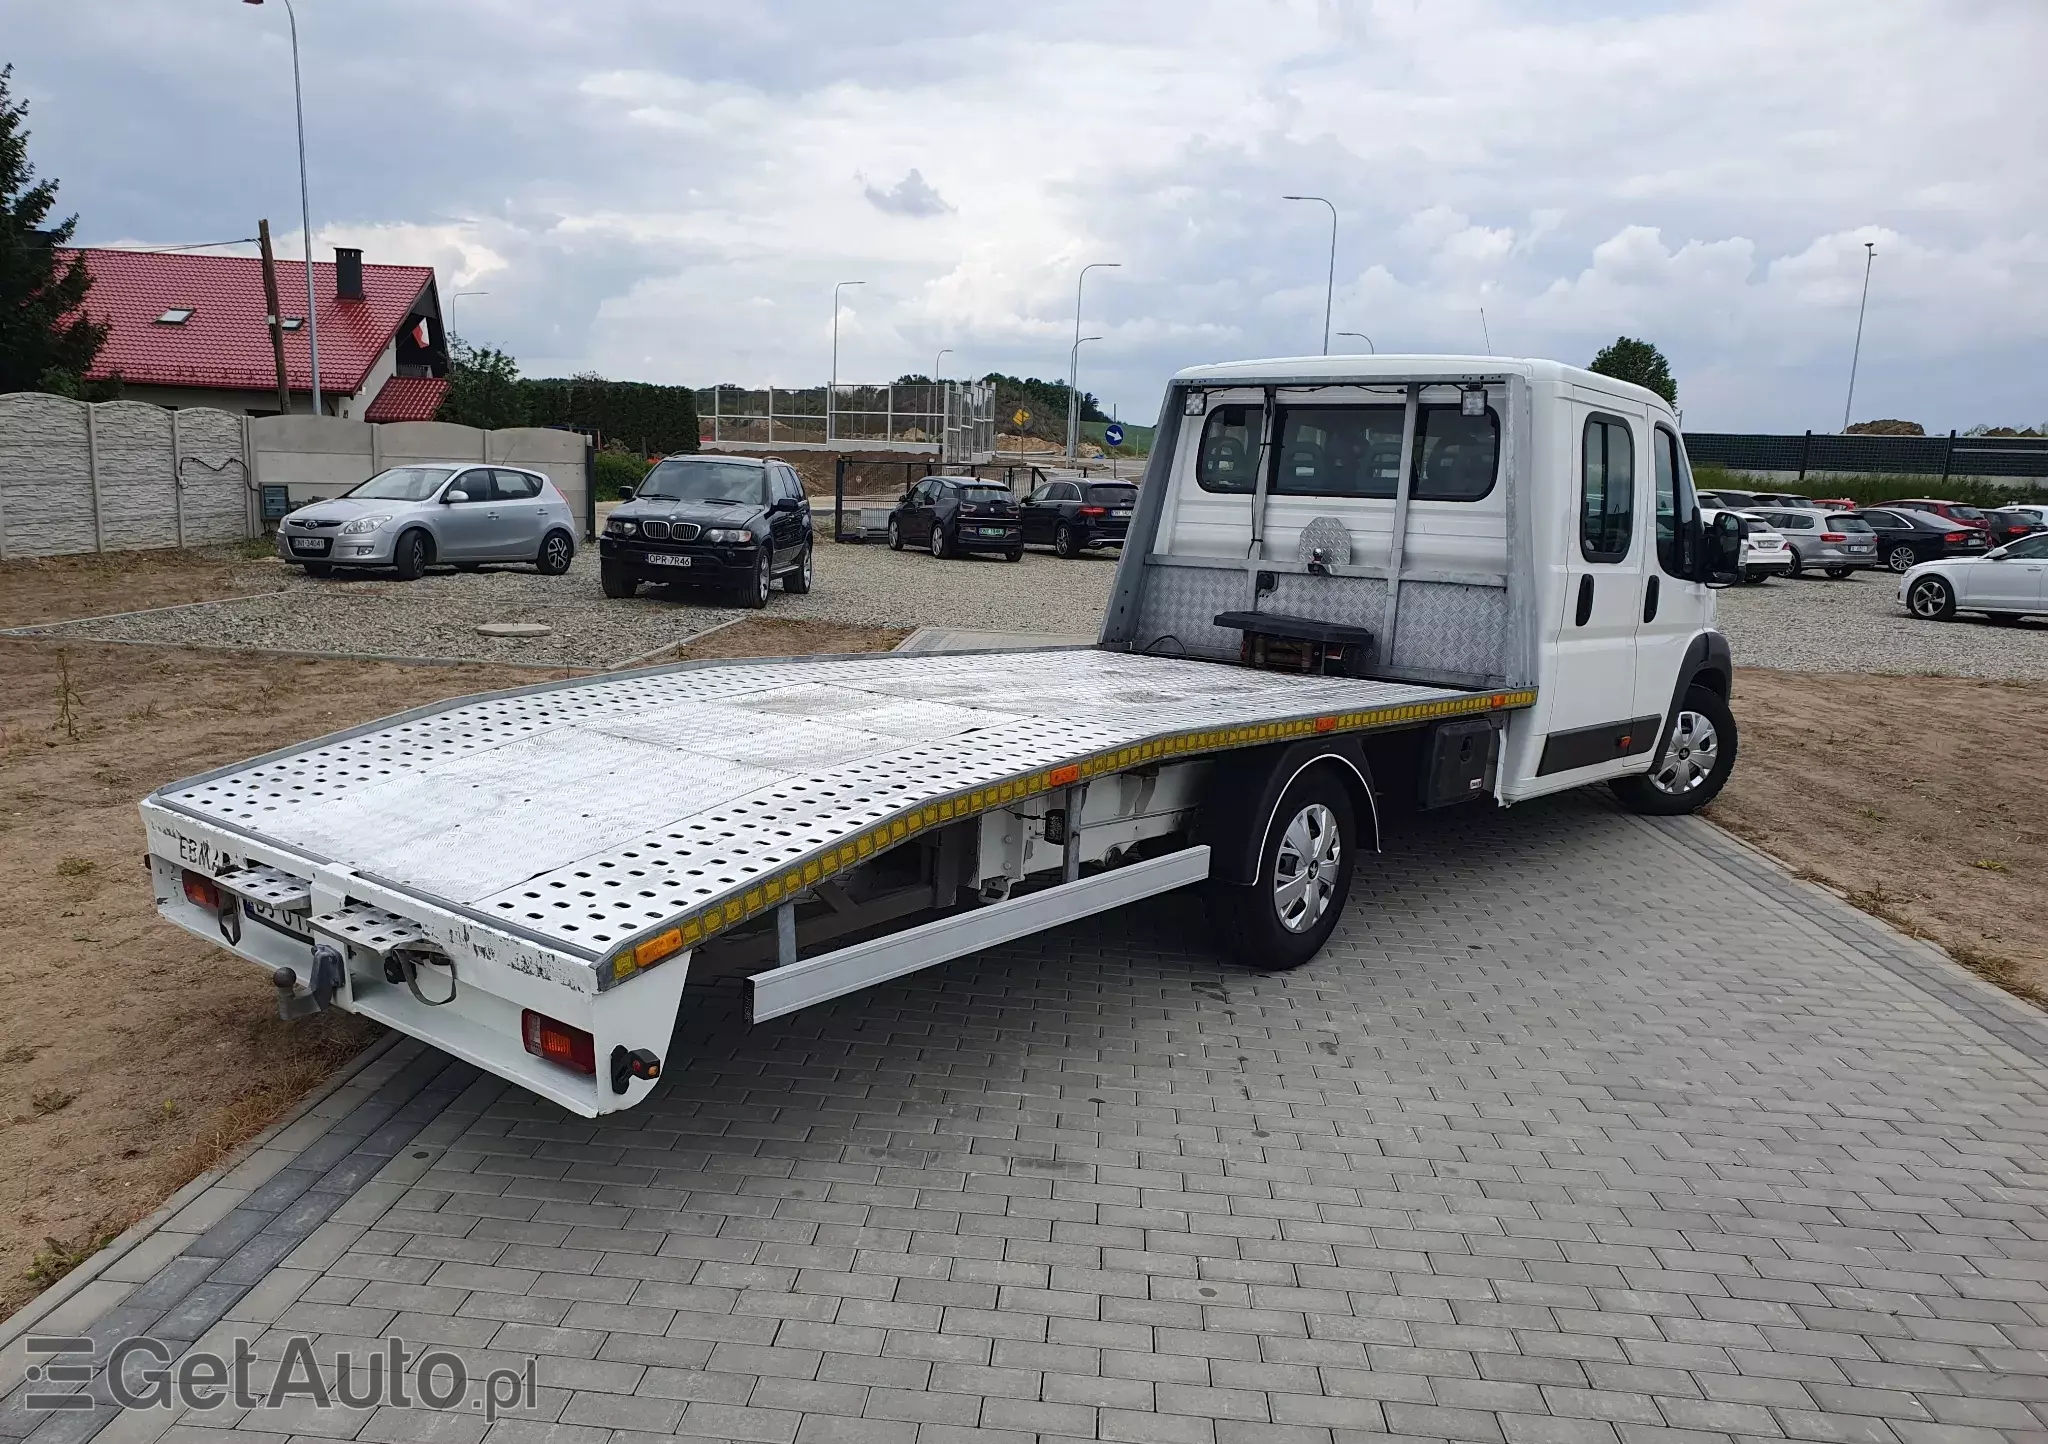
178, 407, 254, 544
249, 414, 374, 495
0, 393, 96, 558
93, 401, 181, 551
484, 426, 591, 520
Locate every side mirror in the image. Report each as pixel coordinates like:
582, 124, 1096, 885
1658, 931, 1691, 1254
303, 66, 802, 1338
1986, 545, 2010, 560
619, 483, 636, 500
771, 494, 801, 513
443, 489, 469, 504
1703, 510, 1743, 584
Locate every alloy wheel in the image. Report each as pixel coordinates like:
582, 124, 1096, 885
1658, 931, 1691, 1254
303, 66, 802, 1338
1889, 545, 1918, 572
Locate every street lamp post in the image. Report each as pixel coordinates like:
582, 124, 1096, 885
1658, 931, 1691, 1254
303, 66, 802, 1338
244, 0, 321, 415
449, 290, 488, 343
933, 347, 951, 382
829, 280, 865, 443
1069, 262, 1120, 457
1070, 335, 1101, 459
1282, 195, 1337, 355
1842, 241, 1876, 432
1337, 331, 1375, 354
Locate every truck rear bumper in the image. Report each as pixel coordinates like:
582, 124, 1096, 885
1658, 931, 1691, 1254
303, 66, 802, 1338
141, 800, 689, 1117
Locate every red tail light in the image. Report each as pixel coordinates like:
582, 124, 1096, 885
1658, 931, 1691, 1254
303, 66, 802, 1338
1078, 505, 1106, 517
182, 869, 222, 911
1945, 532, 1968, 543
1820, 533, 1847, 542
522, 1010, 596, 1074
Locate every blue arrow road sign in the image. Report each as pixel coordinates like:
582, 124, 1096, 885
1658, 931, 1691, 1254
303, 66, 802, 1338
1104, 422, 1125, 447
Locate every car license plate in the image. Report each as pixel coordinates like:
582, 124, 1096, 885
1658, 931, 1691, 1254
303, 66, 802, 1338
978, 527, 1008, 537
289, 538, 329, 555
1848, 544, 1873, 553
243, 896, 313, 941
647, 553, 691, 568
1112, 509, 1132, 518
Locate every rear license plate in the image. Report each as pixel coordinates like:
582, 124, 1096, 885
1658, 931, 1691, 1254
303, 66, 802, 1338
243, 896, 313, 941
1848, 544, 1873, 553
978, 527, 1009, 537
647, 553, 691, 568
1112, 509, 1132, 518
289, 538, 329, 555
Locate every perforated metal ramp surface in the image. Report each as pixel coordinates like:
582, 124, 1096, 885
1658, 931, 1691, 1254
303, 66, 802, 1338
159, 649, 1514, 960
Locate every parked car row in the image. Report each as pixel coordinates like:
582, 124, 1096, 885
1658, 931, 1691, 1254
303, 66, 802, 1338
885, 475, 1137, 562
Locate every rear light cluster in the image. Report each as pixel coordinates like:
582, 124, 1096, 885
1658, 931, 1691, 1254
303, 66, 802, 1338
182, 869, 222, 911
1946, 532, 1969, 543
523, 1010, 596, 1074
1820, 533, 1847, 542
1078, 505, 1106, 517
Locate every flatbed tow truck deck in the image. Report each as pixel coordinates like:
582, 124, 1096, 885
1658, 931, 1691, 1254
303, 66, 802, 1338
143, 647, 1528, 1113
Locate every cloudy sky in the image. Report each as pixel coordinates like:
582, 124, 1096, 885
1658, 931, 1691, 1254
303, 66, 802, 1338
10, 0, 2046, 431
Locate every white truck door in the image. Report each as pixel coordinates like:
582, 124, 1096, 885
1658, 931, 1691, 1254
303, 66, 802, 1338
1542, 403, 1651, 778
1633, 423, 1708, 722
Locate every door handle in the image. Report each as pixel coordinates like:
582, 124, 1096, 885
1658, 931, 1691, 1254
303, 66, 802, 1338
1575, 574, 1594, 627
1642, 574, 1660, 623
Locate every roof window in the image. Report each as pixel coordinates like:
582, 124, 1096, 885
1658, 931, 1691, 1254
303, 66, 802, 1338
156, 308, 195, 325
278, 317, 303, 331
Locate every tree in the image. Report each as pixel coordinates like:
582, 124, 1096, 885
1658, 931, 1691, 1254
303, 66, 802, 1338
436, 336, 525, 429
1587, 336, 1677, 406
0, 65, 107, 395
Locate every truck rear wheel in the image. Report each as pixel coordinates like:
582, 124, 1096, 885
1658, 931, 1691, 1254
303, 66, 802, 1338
1207, 765, 1356, 971
1611, 685, 1737, 816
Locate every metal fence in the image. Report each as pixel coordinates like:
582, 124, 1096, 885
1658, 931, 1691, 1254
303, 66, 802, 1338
1685, 430, 2048, 481
695, 381, 995, 462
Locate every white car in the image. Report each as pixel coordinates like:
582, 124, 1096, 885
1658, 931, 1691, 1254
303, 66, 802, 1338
1899, 532, 2048, 622
1702, 507, 1792, 583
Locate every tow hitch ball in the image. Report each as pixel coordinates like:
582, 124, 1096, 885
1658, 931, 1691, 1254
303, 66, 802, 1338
273, 944, 346, 1020
610, 1046, 662, 1094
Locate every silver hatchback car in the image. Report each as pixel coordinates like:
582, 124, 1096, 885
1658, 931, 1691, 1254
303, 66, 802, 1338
276, 464, 578, 580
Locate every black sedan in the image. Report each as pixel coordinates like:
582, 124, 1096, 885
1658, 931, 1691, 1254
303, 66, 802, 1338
887, 477, 1022, 560
1851, 507, 1992, 573
1020, 480, 1138, 557
599, 455, 814, 607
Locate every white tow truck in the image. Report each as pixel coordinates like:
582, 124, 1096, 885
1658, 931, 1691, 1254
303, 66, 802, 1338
142, 357, 1745, 1116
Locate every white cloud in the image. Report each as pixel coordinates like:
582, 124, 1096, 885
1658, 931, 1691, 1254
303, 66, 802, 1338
862, 170, 952, 218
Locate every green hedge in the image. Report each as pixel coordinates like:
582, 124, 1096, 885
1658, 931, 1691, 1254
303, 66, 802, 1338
522, 378, 699, 454
593, 450, 651, 501
1693, 464, 2048, 508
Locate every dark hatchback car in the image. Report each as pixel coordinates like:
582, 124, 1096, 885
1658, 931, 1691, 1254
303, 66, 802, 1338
599, 456, 813, 607
1852, 507, 1991, 573
887, 477, 1022, 560
1020, 479, 1138, 557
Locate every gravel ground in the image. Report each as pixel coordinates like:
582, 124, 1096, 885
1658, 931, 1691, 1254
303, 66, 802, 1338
17, 537, 2037, 681
5, 541, 1119, 668
1714, 569, 2048, 679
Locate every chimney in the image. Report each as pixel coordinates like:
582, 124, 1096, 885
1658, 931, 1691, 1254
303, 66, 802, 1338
334, 246, 363, 301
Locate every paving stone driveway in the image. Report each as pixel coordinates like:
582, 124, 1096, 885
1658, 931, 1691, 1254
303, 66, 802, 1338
9, 794, 2048, 1444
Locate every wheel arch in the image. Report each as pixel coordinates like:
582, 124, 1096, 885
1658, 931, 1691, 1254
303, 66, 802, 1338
399, 524, 436, 562
1198, 739, 1381, 887
1649, 630, 1733, 761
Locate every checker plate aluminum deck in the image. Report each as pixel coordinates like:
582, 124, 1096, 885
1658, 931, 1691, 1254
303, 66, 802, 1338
152, 649, 1532, 978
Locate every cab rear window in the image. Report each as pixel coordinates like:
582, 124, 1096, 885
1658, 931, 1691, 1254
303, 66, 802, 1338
1195, 401, 1498, 500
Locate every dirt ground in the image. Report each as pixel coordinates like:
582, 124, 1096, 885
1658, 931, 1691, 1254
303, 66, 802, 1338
1710, 669, 2048, 1009
0, 545, 284, 630
646, 615, 910, 664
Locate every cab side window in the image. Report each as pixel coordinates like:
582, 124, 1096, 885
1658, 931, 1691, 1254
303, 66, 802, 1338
450, 469, 493, 502
1651, 427, 1696, 577
1580, 415, 1634, 562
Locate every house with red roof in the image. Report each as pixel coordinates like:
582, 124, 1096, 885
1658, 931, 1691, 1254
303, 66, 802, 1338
67, 246, 450, 421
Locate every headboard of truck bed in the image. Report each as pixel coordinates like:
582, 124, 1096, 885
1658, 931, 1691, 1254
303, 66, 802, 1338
1100, 372, 1539, 693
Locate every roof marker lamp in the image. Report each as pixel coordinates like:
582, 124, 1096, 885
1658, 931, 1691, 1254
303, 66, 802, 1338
1461, 385, 1488, 417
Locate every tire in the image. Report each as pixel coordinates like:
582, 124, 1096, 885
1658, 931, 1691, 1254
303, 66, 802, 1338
1905, 574, 1956, 621
1824, 566, 1852, 579
301, 561, 333, 578
1783, 548, 1803, 577
887, 517, 904, 551
392, 529, 430, 581
536, 529, 574, 576
1003, 548, 1023, 563
741, 547, 772, 608
782, 543, 813, 594
1205, 765, 1357, 972
928, 523, 952, 559
1053, 522, 1080, 559
1888, 544, 1919, 573
1611, 685, 1738, 816
600, 563, 638, 599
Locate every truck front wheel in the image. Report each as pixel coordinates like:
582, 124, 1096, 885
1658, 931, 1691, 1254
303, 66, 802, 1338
1207, 766, 1356, 971
1611, 684, 1737, 816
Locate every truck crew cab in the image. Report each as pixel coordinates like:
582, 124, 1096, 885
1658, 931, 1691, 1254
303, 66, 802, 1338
142, 357, 1741, 1116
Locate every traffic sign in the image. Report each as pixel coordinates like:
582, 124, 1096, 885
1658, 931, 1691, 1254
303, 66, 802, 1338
1104, 422, 1126, 447
1012, 408, 1030, 427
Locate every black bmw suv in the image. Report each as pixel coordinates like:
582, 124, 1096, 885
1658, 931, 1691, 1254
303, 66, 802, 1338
600, 456, 813, 607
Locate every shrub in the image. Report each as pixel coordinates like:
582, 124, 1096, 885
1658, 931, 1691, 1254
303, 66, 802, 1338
594, 448, 651, 501
524, 377, 699, 454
